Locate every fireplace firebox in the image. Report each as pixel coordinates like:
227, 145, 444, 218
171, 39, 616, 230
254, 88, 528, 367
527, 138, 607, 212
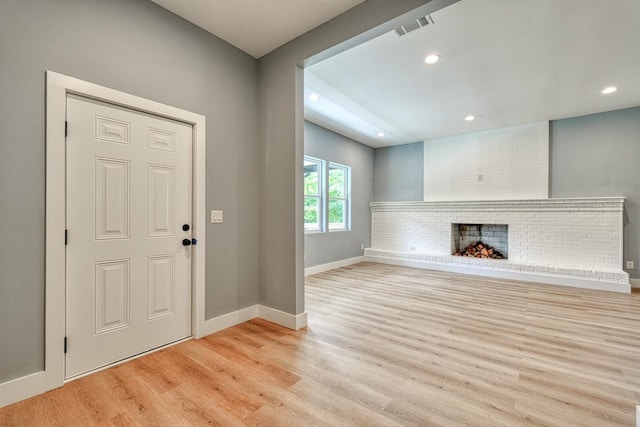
451, 223, 508, 259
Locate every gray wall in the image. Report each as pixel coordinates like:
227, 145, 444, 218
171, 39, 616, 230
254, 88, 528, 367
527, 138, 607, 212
0, 0, 258, 383
304, 122, 374, 267
258, 0, 458, 316
374, 142, 424, 201
550, 106, 640, 280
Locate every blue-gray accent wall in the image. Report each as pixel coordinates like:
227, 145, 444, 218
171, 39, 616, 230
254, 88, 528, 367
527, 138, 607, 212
374, 142, 424, 201
550, 106, 640, 280
304, 122, 374, 268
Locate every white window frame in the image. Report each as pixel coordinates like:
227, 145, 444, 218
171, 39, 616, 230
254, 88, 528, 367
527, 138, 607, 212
303, 156, 324, 233
303, 156, 351, 234
327, 162, 351, 232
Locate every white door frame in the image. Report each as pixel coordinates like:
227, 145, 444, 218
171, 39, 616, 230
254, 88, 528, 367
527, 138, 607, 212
45, 70, 207, 391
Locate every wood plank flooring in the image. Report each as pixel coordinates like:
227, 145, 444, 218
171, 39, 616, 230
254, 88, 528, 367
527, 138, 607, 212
2, 262, 639, 426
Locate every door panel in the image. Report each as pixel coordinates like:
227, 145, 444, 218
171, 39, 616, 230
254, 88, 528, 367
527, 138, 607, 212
147, 255, 175, 320
95, 259, 130, 334
65, 95, 192, 379
147, 165, 175, 237
95, 158, 130, 239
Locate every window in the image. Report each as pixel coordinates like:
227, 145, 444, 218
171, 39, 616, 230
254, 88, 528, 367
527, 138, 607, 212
304, 156, 351, 233
304, 157, 323, 232
328, 163, 349, 231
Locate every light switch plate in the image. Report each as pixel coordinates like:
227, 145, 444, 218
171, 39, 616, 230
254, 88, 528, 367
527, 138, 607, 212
210, 210, 223, 224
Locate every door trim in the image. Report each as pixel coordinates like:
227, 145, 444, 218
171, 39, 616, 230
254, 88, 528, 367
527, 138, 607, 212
45, 70, 207, 391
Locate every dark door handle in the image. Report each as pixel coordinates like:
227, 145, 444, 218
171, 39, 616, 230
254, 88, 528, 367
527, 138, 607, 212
182, 239, 192, 246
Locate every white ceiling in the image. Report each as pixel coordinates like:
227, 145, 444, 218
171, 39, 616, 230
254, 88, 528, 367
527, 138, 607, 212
305, 0, 640, 147
150, 0, 365, 58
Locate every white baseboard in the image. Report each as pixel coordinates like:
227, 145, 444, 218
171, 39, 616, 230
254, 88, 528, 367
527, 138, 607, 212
258, 305, 308, 330
0, 371, 47, 409
631, 278, 640, 289
200, 304, 307, 335
305, 256, 365, 276
1, 303, 306, 409
200, 305, 259, 337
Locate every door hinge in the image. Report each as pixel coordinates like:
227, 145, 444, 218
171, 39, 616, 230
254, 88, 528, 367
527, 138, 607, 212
65, 121, 68, 137
65, 229, 68, 245
64, 337, 68, 354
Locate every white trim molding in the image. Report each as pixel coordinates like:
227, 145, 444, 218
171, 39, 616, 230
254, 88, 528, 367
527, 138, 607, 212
258, 306, 308, 330
305, 256, 365, 276
1, 301, 306, 408
201, 305, 259, 336
5, 71, 209, 407
201, 305, 308, 335
0, 372, 47, 409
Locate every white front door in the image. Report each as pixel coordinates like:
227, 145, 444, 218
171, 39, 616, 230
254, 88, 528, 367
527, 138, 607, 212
65, 95, 192, 379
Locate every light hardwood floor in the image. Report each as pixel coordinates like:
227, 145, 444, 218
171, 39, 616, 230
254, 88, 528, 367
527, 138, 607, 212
1, 262, 639, 426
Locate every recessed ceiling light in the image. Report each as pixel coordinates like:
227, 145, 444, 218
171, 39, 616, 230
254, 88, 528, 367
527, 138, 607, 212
377, 132, 385, 137
424, 54, 440, 65
601, 86, 618, 94
309, 93, 320, 102
465, 115, 475, 121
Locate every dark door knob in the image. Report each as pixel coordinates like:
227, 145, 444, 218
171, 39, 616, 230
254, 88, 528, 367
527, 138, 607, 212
182, 224, 190, 231
182, 239, 192, 246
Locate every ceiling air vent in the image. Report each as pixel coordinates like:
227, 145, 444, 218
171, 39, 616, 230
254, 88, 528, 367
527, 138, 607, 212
393, 27, 407, 37
393, 14, 434, 38
417, 15, 435, 27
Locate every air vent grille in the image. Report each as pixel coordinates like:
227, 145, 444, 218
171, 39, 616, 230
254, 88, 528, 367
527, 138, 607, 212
393, 14, 434, 38
417, 15, 435, 27
393, 27, 407, 37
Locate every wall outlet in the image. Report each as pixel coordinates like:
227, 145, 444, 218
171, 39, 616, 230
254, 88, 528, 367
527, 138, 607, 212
410, 246, 416, 251
361, 243, 364, 250
477, 174, 483, 182
626, 260, 634, 270
210, 210, 223, 224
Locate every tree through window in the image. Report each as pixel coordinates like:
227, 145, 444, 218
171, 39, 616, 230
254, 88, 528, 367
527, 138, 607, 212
304, 157, 323, 232
304, 156, 351, 233
328, 163, 349, 230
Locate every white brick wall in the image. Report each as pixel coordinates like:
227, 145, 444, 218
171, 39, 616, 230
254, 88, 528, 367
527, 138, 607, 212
423, 122, 549, 201
367, 198, 628, 289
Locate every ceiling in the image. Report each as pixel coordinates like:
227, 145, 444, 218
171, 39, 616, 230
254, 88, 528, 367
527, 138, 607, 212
150, 0, 365, 58
304, 0, 640, 147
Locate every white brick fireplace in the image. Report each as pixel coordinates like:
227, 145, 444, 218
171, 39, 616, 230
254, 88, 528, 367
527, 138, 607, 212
365, 198, 629, 292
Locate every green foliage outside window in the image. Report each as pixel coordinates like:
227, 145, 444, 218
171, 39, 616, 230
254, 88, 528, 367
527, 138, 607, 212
304, 156, 349, 232
304, 197, 319, 230
329, 167, 345, 198
328, 199, 344, 224
304, 160, 321, 230
328, 165, 346, 228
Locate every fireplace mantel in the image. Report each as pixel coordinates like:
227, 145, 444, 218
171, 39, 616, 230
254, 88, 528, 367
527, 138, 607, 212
365, 198, 629, 293
370, 197, 625, 212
